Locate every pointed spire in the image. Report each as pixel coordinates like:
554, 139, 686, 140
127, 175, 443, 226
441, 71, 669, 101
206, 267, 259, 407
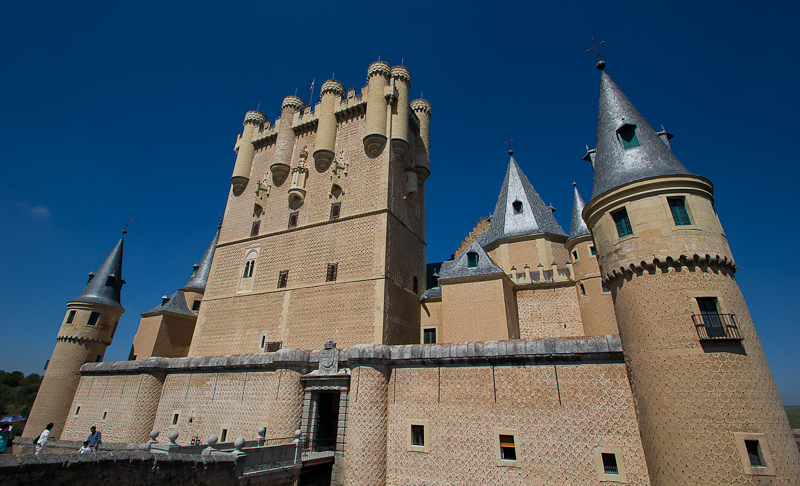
181, 229, 219, 293
71, 235, 125, 309
568, 183, 591, 241
480, 151, 566, 247
591, 70, 695, 200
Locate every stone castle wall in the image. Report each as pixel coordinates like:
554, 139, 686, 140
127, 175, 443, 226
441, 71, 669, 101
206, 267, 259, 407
516, 285, 584, 339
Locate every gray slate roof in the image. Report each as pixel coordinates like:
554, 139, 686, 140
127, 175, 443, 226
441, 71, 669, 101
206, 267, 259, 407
181, 230, 219, 293
591, 71, 695, 200
479, 154, 566, 247
142, 290, 196, 318
71, 236, 125, 309
438, 240, 505, 281
567, 183, 590, 241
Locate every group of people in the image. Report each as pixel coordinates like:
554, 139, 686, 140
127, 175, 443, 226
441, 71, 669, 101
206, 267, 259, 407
0, 422, 102, 455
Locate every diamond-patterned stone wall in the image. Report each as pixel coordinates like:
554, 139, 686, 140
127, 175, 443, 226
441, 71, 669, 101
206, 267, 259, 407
343, 365, 389, 485
612, 266, 800, 484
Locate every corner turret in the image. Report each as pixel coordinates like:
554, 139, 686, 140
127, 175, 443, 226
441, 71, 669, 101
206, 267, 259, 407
390, 66, 412, 158
410, 98, 432, 181
313, 79, 345, 169
231, 110, 268, 196
363, 61, 391, 156
271, 96, 305, 184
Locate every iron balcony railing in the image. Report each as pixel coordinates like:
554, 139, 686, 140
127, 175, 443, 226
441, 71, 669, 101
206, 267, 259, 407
691, 313, 743, 341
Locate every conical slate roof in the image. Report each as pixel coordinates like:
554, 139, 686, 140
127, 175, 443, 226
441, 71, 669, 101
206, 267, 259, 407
591, 70, 695, 200
180, 230, 219, 293
479, 152, 566, 247
438, 240, 505, 281
141, 290, 196, 318
71, 236, 125, 309
567, 183, 590, 241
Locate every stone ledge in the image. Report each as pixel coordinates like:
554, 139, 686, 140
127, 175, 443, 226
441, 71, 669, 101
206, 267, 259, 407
0, 450, 238, 468
82, 336, 623, 375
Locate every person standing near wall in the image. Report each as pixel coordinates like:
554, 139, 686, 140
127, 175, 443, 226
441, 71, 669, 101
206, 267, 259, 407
35, 423, 53, 455
0, 423, 9, 454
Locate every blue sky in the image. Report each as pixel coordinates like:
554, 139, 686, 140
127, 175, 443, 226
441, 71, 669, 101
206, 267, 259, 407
2, 1, 798, 404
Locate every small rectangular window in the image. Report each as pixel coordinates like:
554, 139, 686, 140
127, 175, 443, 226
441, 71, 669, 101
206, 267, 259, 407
66, 310, 76, 324
87, 312, 100, 326
74, 406, 81, 416
602, 283, 610, 293
220, 429, 228, 443
411, 425, 425, 447
326, 263, 338, 282
590, 246, 596, 256
192, 300, 201, 311
668, 197, 692, 226
330, 202, 341, 220
288, 211, 299, 228
413, 275, 419, 293
172, 413, 180, 426
423, 328, 437, 344
602, 453, 619, 474
745, 440, 762, 467
572, 250, 578, 261
251, 220, 261, 236
612, 208, 633, 238
278, 270, 289, 288
467, 252, 478, 268
101, 410, 109, 422
499, 435, 516, 460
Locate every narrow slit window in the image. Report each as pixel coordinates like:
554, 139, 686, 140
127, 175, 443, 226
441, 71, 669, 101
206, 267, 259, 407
413, 275, 418, 293
467, 252, 479, 268
74, 406, 81, 416
602, 453, 619, 475
423, 328, 437, 344
220, 429, 228, 443
330, 202, 341, 220
251, 220, 261, 236
590, 246, 596, 256
745, 440, 762, 467
288, 211, 299, 228
326, 263, 338, 282
572, 250, 578, 261
172, 413, 180, 426
278, 270, 289, 288
499, 435, 516, 460
411, 425, 425, 447
602, 282, 610, 293
668, 197, 692, 226
617, 124, 640, 149
87, 312, 100, 326
580, 283, 586, 295
612, 208, 633, 238
67, 310, 76, 324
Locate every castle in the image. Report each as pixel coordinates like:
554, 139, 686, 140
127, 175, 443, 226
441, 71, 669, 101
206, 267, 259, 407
24, 60, 800, 485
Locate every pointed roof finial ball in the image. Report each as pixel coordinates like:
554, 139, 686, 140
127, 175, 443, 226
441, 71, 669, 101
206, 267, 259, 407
596, 60, 606, 70
508, 149, 514, 156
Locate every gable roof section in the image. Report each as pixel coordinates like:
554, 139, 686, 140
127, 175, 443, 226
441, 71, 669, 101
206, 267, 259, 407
438, 240, 505, 281
141, 290, 196, 318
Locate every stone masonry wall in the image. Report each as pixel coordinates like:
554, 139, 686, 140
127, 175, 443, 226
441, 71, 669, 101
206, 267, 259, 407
516, 285, 584, 339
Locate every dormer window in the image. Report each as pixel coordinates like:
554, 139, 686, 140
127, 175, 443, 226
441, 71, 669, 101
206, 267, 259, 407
617, 124, 640, 150
105, 274, 116, 287
467, 252, 479, 268
512, 200, 523, 214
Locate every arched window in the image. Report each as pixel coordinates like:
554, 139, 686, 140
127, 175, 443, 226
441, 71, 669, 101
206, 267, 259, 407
243, 249, 258, 279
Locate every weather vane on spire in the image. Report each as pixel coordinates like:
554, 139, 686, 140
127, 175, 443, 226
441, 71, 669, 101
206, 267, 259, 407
506, 138, 514, 155
587, 37, 606, 70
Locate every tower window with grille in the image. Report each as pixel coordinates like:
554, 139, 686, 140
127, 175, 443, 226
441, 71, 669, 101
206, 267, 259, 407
87, 312, 100, 326
278, 270, 289, 288
612, 208, 633, 238
467, 252, 479, 268
288, 211, 299, 228
326, 263, 338, 282
602, 453, 619, 475
251, 220, 261, 236
330, 202, 341, 220
67, 310, 76, 324
512, 200, 523, 214
668, 197, 692, 226
617, 124, 640, 149
423, 328, 437, 344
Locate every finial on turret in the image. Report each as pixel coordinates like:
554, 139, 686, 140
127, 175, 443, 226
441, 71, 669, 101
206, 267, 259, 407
573, 181, 577, 187
123, 216, 132, 235
587, 37, 606, 70
506, 138, 513, 156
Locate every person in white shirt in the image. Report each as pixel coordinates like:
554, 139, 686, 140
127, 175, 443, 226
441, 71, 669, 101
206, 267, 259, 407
35, 423, 53, 455
79, 441, 91, 454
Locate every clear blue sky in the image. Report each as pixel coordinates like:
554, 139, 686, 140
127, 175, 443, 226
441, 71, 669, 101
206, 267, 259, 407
2, 1, 798, 404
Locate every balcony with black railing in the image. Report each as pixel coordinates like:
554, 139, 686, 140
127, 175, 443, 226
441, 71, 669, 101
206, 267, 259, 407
692, 313, 743, 341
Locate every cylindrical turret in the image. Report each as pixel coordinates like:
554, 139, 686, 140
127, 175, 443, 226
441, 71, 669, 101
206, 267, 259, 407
363, 61, 391, 156
231, 111, 268, 196
314, 80, 345, 169
271, 96, 305, 184
410, 98, 432, 181
343, 364, 389, 485
390, 66, 411, 158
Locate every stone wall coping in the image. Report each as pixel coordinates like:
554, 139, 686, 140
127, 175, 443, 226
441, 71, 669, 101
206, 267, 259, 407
0, 450, 238, 468
81, 336, 623, 375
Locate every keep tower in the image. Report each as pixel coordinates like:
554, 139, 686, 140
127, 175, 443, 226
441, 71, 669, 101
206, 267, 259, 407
583, 65, 800, 484
25, 234, 126, 439
189, 60, 431, 356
